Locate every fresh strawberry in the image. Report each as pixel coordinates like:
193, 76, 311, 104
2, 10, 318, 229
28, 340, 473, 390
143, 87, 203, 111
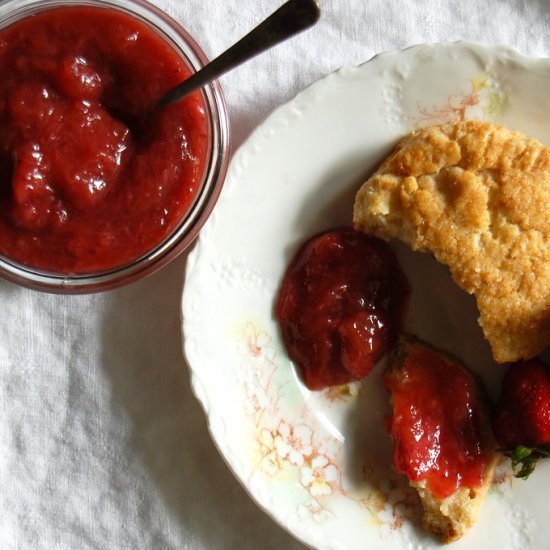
493, 358, 550, 478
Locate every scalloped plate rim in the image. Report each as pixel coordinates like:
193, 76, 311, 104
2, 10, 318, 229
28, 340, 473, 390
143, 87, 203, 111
181, 40, 550, 550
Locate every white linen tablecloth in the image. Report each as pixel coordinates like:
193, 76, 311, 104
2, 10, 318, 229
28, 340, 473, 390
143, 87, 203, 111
1, 0, 549, 548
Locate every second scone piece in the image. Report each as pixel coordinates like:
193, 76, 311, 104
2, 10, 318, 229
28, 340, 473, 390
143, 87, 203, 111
353, 120, 550, 363
384, 336, 497, 542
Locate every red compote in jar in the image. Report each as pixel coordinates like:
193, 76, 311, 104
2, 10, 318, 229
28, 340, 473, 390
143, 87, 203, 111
0, 0, 229, 292
276, 228, 410, 390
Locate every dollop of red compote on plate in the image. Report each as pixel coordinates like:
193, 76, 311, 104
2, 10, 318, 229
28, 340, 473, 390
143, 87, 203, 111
383, 343, 489, 499
0, 6, 208, 273
275, 228, 410, 390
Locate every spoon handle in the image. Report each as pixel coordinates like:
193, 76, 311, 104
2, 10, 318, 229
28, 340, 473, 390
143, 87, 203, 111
157, 0, 321, 108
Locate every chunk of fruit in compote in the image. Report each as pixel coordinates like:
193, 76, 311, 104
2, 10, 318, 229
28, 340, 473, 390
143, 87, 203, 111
10, 142, 66, 231
47, 101, 130, 209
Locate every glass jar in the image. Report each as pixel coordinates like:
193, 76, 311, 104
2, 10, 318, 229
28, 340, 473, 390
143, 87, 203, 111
0, 0, 230, 292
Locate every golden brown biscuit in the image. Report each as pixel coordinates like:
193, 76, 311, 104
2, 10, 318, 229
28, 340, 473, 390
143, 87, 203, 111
353, 120, 550, 363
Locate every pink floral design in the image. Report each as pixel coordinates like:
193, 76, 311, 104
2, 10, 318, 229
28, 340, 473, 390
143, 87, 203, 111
415, 90, 480, 125
297, 499, 334, 524
378, 501, 406, 538
242, 321, 276, 364
411, 73, 507, 127
274, 422, 314, 467
256, 428, 279, 477
237, 321, 417, 533
300, 454, 339, 496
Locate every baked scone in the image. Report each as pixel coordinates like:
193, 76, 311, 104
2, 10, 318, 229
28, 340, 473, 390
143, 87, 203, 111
353, 120, 550, 363
383, 336, 498, 542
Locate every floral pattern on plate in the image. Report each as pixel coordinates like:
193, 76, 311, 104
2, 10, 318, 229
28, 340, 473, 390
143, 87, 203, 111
411, 72, 508, 126
237, 321, 419, 533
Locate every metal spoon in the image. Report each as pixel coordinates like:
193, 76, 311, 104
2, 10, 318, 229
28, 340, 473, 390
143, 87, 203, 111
157, 0, 321, 108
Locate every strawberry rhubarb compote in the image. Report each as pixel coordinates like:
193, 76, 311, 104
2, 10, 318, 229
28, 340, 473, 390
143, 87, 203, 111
0, 6, 207, 273
276, 228, 410, 390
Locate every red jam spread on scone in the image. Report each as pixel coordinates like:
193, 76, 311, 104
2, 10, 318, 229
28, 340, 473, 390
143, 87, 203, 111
276, 228, 410, 390
383, 343, 489, 499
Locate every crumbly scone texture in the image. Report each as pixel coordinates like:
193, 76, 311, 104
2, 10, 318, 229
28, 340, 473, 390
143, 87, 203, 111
414, 479, 496, 543
386, 336, 498, 543
353, 120, 550, 363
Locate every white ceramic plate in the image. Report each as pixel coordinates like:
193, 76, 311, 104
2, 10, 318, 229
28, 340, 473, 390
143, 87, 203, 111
182, 42, 550, 549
